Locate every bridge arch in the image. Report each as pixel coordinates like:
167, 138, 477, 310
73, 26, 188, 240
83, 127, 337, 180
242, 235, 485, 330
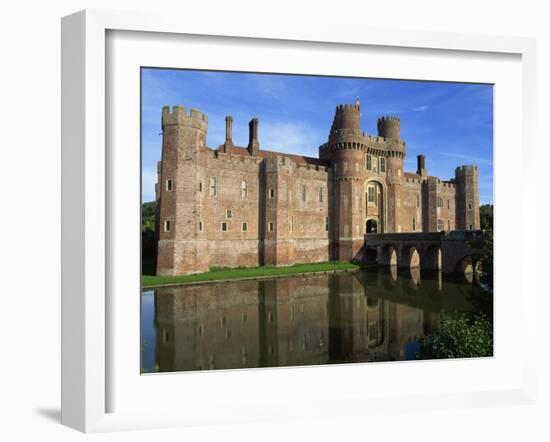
422, 245, 442, 271
379, 243, 397, 266
399, 245, 420, 268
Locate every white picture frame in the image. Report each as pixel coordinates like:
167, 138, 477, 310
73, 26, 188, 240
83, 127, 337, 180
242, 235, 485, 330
61, 9, 537, 433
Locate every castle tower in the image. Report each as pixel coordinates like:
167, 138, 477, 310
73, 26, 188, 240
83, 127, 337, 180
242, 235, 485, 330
377, 116, 405, 232
455, 165, 480, 230
325, 103, 367, 260
156, 106, 209, 275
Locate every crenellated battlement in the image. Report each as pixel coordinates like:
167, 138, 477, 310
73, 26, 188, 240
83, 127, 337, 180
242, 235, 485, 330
377, 115, 401, 140
455, 165, 478, 174
162, 105, 208, 131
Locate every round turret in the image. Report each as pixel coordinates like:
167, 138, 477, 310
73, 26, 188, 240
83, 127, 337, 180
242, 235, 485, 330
377, 116, 400, 140
331, 103, 361, 131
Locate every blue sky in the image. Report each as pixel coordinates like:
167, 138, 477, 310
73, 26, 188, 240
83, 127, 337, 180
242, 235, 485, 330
141, 68, 493, 204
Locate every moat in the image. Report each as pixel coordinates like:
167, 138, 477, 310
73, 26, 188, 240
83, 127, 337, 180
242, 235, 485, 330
141, 268, 492, 373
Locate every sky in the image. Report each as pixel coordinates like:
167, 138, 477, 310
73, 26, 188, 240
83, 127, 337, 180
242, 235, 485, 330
141, 68, 493, 204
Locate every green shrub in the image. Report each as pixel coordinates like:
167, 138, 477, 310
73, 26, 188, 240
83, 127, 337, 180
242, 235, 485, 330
419, 311, 493, 359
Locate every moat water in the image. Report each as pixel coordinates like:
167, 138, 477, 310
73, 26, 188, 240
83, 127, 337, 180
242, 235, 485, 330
141, 268, 492, 373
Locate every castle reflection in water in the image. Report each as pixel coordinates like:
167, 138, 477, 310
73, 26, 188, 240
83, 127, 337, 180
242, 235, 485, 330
141, 268, 486, 373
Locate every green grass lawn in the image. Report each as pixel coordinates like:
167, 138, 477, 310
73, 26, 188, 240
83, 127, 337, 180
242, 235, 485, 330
142, 261, 359, 288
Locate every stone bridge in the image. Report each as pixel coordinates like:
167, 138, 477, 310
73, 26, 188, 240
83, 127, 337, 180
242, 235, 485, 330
360, 230, 485, 274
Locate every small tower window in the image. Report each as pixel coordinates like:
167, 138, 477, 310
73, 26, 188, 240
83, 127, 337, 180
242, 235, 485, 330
366, 154, 372, 171
269, 189, 275, 198
447, 200, 450, 209
468, 201, 473, 210
437, 197, 443, 208
198, 220, 203, 232
437, 219, 444, 231
209, 177, 217, 196
373, 157, 378, 173
448, 220, 451, 230
268, 222, 274, 232
164, 219, 171, 232
165, 179, 173, 191
319, 186, 323, 203
241, 180, 248, 198
242, 222, 248, 232
199, 182, 203, 192
221, 222, 228, 232
226, 209, 233, 219
325, 217, 329, 232
380, 157, 386, 173
412, 217, 416, 231
469, 224, 473, 230
416, 194, 420, 208
301, 185, 306, 202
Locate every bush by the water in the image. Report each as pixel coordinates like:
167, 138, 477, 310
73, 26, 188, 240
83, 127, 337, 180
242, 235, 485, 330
419, 312, 493, 359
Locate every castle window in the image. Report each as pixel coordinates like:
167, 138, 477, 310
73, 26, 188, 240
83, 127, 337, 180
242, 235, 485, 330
301, 185, 306, 202
380, 157, 386, 173
469, 201, 473, 210
241, 180, 248, 198
209, 177, 217, 196
319, 186, 323, 203
366, 154, 372, 170
343, 161, 348, 172
437, 219, 444, 231
199, 182, 203, 192
373, 157, 378, 173
221, 222, 228, 232
416, 194, 420, 208
325, 217, 329, 232
355, 162, 359, 173
448, 220, 451, 230
334, 162, 338, 172
367, 185, 375, 204
437, 197, 443, 208
242, 222, 248, 232
268, 222, 274, 232
226, 209, 233, 219
343, 195, 349, 208
198, 220, 203, 232
469, 224, 473, 230
447, 200, 450, 209
412, 217, 416, 231
164, 220, 171, 232
165, 179, 173, 191
269, 188, 275, 198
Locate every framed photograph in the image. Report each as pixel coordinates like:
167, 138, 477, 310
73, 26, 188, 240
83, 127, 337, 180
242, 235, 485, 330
61, 9, 537, 433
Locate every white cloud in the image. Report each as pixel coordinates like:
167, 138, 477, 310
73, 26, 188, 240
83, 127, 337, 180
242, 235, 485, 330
259, 120, 325, 157
412, 105, 430, 112
438, 151, 493, 165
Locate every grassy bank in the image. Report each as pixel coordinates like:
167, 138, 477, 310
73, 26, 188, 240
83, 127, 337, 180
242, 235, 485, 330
142, 261, 359, 288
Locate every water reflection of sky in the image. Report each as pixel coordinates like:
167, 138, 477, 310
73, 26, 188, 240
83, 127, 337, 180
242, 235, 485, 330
141, 290, 156, 372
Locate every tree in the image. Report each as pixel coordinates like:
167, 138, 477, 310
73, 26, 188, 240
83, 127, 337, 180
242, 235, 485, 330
142, 201, 156, 232
479, 204, 493, 230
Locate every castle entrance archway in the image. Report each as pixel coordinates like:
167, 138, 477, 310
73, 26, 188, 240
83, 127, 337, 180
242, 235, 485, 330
366, 219, 378, 234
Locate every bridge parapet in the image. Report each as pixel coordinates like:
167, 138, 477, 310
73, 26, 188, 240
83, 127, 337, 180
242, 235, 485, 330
361, 230, 486, 275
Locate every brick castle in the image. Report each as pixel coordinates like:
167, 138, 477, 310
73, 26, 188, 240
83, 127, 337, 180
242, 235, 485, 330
155, 100, 480, 276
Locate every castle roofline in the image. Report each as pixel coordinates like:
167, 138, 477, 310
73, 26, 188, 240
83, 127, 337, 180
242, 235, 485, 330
212, 145, 329, 167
